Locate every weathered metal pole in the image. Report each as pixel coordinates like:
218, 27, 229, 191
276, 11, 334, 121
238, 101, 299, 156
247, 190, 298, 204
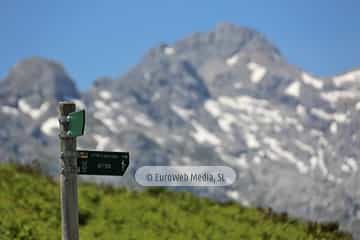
59, 102, 79, 240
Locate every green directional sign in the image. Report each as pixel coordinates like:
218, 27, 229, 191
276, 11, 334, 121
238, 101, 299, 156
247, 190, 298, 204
77, 150, 129, 176
67, 110, 85, 137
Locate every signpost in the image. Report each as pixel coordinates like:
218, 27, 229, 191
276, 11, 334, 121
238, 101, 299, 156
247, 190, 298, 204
58, 102, 129, 240
77, 150, 129, 176
67, 110, 85, 137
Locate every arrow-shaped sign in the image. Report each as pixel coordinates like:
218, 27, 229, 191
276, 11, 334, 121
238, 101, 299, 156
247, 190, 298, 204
77, 150, 129, 176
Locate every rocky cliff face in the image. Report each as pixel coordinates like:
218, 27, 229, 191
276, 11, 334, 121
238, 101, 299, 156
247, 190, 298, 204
1, 23, 360, 237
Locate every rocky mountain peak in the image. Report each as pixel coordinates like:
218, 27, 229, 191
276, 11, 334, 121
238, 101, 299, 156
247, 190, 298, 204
214, 22, 258, 40
0, 57, 80, 104
141, 23, 282, 68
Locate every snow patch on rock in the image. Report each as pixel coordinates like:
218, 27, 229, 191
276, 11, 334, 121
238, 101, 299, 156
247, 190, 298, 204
134, 113, 154, 128
356, 102, 360, 111
330, 122, 338, 134
94, 112, 119, 133
103, 118, 119, 133
204, 100, 221, 117
333, 70, 360, 87
346, 158, 358, 172
264, 137, 308, 174
247, 62, 267, 83
310, 108, 347, 123
285, 81, 301, 98
41, 117, 59, 136
302, 73, 323, 89
18, 99, 49, 119
164, 47, 176, 55
294, 140, 314, 155
1, 106, 19, 116
235, 156, 249, 169
253, 156, 262, 165
244, 132, 260, 149
310, 150, 328, 176
341, 164, 351, 173
321, 90, 359, 104
93, 134, 110, 150
218, 113, 236, 132
117, 115, 128, 125
99, 90, 112, 100
226, 54, 239, 66
94, 100, 111, 112
171, 105, 193, 120
217, 96, 283, 125
191, 121, 221, 146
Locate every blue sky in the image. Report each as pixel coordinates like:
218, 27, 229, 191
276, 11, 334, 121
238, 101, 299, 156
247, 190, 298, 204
1, 0, 359, 90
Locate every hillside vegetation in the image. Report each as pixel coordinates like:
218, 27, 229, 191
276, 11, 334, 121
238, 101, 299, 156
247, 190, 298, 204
0, 164, 352, 240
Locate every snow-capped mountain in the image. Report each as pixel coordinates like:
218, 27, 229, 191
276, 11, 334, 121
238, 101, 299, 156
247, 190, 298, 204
1, 23, 360, 237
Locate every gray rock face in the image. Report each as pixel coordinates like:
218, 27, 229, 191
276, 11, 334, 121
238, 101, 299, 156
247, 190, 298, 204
1, 23, 360, 237
0, 57, 79, 102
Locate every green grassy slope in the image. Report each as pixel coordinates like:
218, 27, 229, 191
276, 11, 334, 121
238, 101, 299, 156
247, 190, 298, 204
0, 164, 352, 240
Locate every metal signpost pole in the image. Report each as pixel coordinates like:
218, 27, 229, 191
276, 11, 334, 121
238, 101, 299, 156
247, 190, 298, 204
59, 102, 79, 240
